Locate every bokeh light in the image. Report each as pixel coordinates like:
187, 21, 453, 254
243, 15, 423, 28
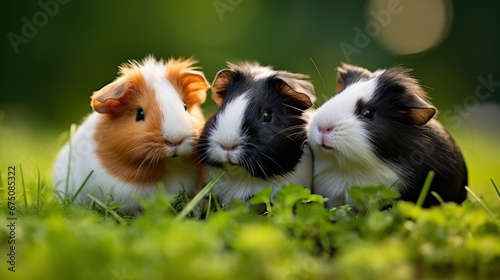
366, 0, 453, 55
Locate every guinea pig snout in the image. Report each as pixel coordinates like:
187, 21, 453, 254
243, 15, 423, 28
312, 124, 335, 150
220, 143, 238, 151
165, 138, 184, 147
317, 125, 334, 134
208, 137, 242, 165
163, 134, 193, 156
217, 140, 240, 162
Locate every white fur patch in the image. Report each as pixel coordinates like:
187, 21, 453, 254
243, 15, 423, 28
207, 95, 249, 164
309, 72, 399, 207
250, 66, 274, 80
140, 58, 194, 155
309, 77, 377, 157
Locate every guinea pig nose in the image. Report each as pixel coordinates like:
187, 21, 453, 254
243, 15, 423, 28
166, 139, 184, 147
220, 144, 238, 151
318, 125, 334, 134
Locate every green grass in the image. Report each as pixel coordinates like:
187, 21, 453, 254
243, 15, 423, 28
1, 123, 500, 280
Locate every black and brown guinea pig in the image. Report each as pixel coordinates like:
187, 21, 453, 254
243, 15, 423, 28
308, 63, 468, 208
197, 62, 316, 206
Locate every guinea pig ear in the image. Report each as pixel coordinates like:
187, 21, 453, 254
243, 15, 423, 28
178, 70, 210, 106
90, 78, 130, 115
211, 69, 238, 106
275, 73, 316, 108
336, 63, 372, 93
166, 58, 210, 106
404, 94, 437, 126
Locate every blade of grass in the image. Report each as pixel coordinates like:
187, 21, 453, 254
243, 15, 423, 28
175, 171, 226, 221
490, 179, 500, 198
87, 194, 127, 225
214, 194, 223, 212
167, 203, 178, 214
416, 170, 435, 207
36, 168, 41, 214
19, 164, 28, 207
64, 124, 77, 205
70, 170, 94, 204
430, 191, 445, 205
55, 190, 65, 204
0, 112, 3, 196
465, 186, 497, 221
0, 170, 3, 199
205, 191, 213, 219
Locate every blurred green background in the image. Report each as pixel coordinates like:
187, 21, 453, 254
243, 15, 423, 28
1, 3, 499, 278
2, 0, 499, 130
1, 0, 499, 206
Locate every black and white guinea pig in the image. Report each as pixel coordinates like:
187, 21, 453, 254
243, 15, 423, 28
308, 63, 467, 208
197, 62, 316, 206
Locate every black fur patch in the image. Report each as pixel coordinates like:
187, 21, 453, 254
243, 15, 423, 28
198, 66, 312, 180
239, 76, 309, 179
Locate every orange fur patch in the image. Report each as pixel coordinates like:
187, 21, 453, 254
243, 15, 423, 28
94, 70, 172, 185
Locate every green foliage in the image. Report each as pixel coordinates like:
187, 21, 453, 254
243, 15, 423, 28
1, 127, 500, 279
1, 177, 500, 280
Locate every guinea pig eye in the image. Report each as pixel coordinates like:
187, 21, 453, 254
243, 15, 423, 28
136, 108, 145, 122
362, 108, 374, 119
183, 103, 187, 111
262, 110, 272, 123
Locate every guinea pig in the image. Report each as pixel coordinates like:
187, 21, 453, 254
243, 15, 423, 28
52, 55, 209, 214
308, 63, 468, 208
196, 62, 316, 206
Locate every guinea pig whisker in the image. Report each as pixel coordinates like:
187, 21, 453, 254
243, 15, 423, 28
285, 133, 307, 143
260, 152, 284, 172
253, 159, 270, 181
194, 151, 213, 166
248, 141, 277, 156
133, 155, 151, 181
240, 157, 256, 179
145, 150, 159, 164
272, 126, 306, 142
283, 104, 307, 113
279, 125, 305, 133
278, 125, 306, 135
244, 142, 260, 151
299, 142, 307, 151
282, 130, 305, 138
195, 145, 212, 161
310, 57, 328, 97
188, 153, 203, 166
239, 158, 251, 173
234, 158, 250, 180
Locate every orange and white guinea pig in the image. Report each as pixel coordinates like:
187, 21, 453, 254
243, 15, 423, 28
53, 55, 209, 214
